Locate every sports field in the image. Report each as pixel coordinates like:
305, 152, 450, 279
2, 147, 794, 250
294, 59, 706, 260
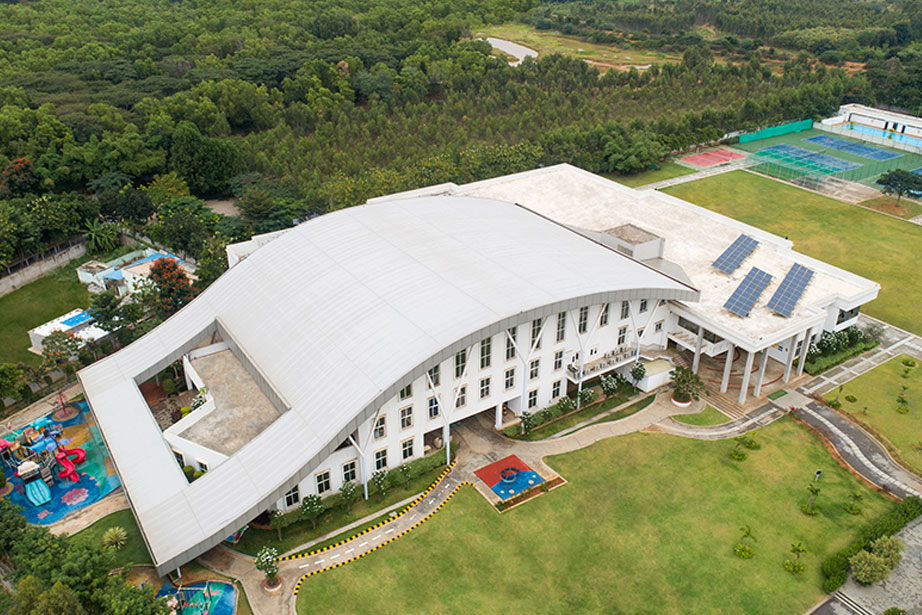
735, 128, 922, 185
663, 171, 922, 335
295, 419, 891, 614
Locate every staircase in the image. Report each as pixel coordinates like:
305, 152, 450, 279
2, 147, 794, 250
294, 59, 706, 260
832, 591, 875, 615
702, 387, 747, 420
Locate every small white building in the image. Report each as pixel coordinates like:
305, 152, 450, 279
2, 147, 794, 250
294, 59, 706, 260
28, 308, 108, 355
79, 165, 879, 576
77, 248, 193, 296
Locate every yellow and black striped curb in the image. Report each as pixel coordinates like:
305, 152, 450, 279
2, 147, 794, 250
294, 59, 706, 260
278, 460, 457, 563
292, 480, 474, 595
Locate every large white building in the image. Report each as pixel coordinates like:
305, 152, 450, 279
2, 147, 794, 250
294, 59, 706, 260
79, 165, 878, 575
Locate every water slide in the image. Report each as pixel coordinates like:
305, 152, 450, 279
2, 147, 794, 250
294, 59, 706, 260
25, 479, 51, 506
56, 447, 86, 482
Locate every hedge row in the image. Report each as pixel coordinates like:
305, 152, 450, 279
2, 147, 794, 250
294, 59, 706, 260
821, 495, 922, 592
805, 341, 879, 376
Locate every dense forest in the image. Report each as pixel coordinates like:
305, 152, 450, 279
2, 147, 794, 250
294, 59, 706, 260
0, 0, 908, 274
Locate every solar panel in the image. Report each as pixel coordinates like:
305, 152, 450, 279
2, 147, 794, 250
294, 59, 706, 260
724, 267, 773, 317
767, 263, 814, 317
712, 234, 759, 274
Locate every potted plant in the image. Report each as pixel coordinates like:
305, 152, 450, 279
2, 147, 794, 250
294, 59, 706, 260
255, 546, 281, 591
670, 366, 704, 407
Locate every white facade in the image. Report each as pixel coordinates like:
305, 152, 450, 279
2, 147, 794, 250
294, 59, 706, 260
28, 308, 109, 354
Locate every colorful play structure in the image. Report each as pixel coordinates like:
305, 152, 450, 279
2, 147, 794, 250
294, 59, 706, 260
0, 407, 87, 508
157, 580, 236, 615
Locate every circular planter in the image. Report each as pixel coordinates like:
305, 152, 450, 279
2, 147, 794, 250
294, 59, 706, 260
671, 396, 692, 408
263, 578, 282, 593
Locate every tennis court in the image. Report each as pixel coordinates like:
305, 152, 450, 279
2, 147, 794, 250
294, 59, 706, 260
679, 148, 747, 168
757, 144, 860, 173
804, 135, 901, 161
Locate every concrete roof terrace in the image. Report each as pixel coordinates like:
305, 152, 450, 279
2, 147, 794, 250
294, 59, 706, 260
182, 349, 281, 456
378, 164, 879, 351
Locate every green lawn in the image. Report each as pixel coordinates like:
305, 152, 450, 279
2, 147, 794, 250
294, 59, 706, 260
587, 394, 656, 426
296, 418, 891, 614
674, 405, 730, 426
827, 354, 922, 474
609, 161, 696, 188
229, 461, 450, 556
0, 275, 89, 366
71, 509, 152, 569
664, 171, 922, 335
503, 387, 639, 441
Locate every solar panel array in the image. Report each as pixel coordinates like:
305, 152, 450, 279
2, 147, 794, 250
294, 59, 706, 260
767, 263, 814, 317
724, 267, 773, 317
712, 234, 759, 274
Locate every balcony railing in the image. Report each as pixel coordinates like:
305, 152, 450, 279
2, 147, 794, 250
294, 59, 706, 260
566, 346, 635, 382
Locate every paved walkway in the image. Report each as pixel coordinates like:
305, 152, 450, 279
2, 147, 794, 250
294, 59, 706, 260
637, 158, 753, 191
48, 490, 129, 536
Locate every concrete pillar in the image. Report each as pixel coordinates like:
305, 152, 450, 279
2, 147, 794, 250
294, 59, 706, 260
692, 327, 704, 373
720, 345, 735, 393
443, 422, 451, 466
753, 350, 770, 398
494, 404, 503, 430
783, 333, 798, 383
738, 349, 755, 405
796, 329, 811, 377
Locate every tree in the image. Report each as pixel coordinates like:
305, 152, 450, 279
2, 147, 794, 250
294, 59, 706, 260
82, 219, 119, 254
630, 362, 646, 385
876, 169, 922, 204
871, 535, 904, 570
100, 527, 127, 551
804, 484, 820, 514
670, 366, 705, 402
600, 374, 619, 398
97, 187, 155, 224
41, 330, 82, 374
371, 469, 388, 500
254, 546, 280, 587
147, 197, 216, 259
142, 172, 189, 206
169, 122, 242, 196
97, 575, 168, 615
0, 499, 26, 555
269, 510, 285, 541
1, 158, 40, 197
11, 577, 87, 615
734, 524, 756, 558
850, 549, 892, 584
88, 289, 124, 333
148, 258, 193, 316
192, 235, 229, 293
398, 464, 412, 489
339, 480, 358, 514
0, 363, 23, 400
299, 495, 323, 529
784, 541, 806, 575
845, 491, 863, 515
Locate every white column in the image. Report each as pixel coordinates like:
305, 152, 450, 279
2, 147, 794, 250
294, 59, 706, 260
442, 422, 450, 466
494, 404, 503, 430
720, 344, 735, 393
752, 349, 770, 398
783, 333, 798, 382
737, 349, 755, 405
692, 327, 704, 373
796, 329, 811, 377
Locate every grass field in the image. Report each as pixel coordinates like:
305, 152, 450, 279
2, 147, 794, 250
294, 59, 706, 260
609, 161, 696, 188
0, 275, 89, 366
72, 509, 152, 569
828, 354, 922, 474
295, 418, 891, 614
503, 387, 639, 441
734, 128, 922, 185
663, 171, 922, 335
674, 405, 730, 426
860, 195, 922, 220
477, 24, 681, 70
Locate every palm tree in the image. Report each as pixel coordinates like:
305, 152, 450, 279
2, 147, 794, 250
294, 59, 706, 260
790, 541, 806, 563
739, 525, 756, 545
806, 485, 820, 511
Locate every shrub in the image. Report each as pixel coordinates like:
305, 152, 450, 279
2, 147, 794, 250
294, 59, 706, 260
578, 388, 596, 406
850, 549, 891, 584
182, 465, 195, 481
828, 399, 842, 409
170, 408, 183, 423
734, 543, 754, 559
192, 470, 204, 480
161, 378, 176, 396
371, 470, 388, 499
844, 395, 857, 403
600, 374, 619, 397
902, 359, 916, 368
884, 608, 906, 615
729, 448, 747, 461
741, 432, 761, 450
783, 559, 805, 574
871, 535, 904, 570
101, 527, 128, 551
180, 406, 192, 417
557, 396, 576, 413
300, 494, 323, 528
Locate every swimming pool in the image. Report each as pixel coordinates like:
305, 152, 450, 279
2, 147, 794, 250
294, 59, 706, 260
843, 123, 922, 150
156, 580, 236, 615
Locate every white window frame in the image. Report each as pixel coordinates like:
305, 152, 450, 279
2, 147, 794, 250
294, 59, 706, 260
531, 318, 542, 349
640, 298, 649, 313
621, 300, 630, 320
455, 349, 467, 378
399, 384, 412, 400
552, 380, 562, 399
316, 471, 331, 494
342, 460, 357, 483
504, 367, 515, 390
284, 486, 300, 508
527, 389, 538, 409
506, 327, 516, 360
554, 350, 564, 370
618, 326, 627, 346
374, 449, 388, 471
600, 303, 610, 327
428, 396, 440, 419
655, 320, 663, 332
480, 376, 491, 399
456, 385, 466, 408
480, 337, 491, 369
529, 358, 540, 380
428, 365, 440, 387
578, 306, 589, 333
373, 415, 386, 439
401, 438, 414, 461
556, 311, 566, 343
400, 406, 413, 430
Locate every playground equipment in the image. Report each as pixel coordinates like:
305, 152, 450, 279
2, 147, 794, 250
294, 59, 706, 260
18, 461, 52, 506
56, 446, 87, 482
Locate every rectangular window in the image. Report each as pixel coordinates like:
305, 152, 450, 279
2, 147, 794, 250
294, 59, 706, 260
527, 390, 538, 409
198, 461, 208, 473
600, 303, 610, 327
529, 358, 540, 380
456, 385, 466, 408
554, 350, 564, 370
427, 365, 440, 387
556, 312, 566, 343
552, 380, 562, 399
639, 298, 649, 313
480, 337, 491, 369
374, 449, 387, 471
506, 327, 517, 360
531, 318, 542, 349
638, 328, 644, 338
316, 471, 331, 494
480, 377, 491, 399
428, 397, 440, 419
373, 416, 386, 439
621, 301, 630, 320
400, 406, 413, 429
173, 450, 184, 467
455, 349, 467, 378
401, 438, 414, 460
342, 460, 357, 483
399, 384, 412, 400
504, 367, 515, 390
578, 306, 589, 333
655, 320, 663, 332
284, 486, 300, 508
618, 326, 627, 346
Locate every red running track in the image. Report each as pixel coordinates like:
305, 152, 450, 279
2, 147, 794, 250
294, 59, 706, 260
680, 148, 747, 168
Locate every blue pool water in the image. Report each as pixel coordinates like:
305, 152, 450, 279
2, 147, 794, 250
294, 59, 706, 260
844, 123, 922, 150
60, 311, 92, 328
156, 581, 236, 615
491, 470, 545, 500
804, 134, 901, 161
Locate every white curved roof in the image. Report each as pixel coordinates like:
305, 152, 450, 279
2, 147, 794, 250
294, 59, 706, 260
79, 196, 697, 573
